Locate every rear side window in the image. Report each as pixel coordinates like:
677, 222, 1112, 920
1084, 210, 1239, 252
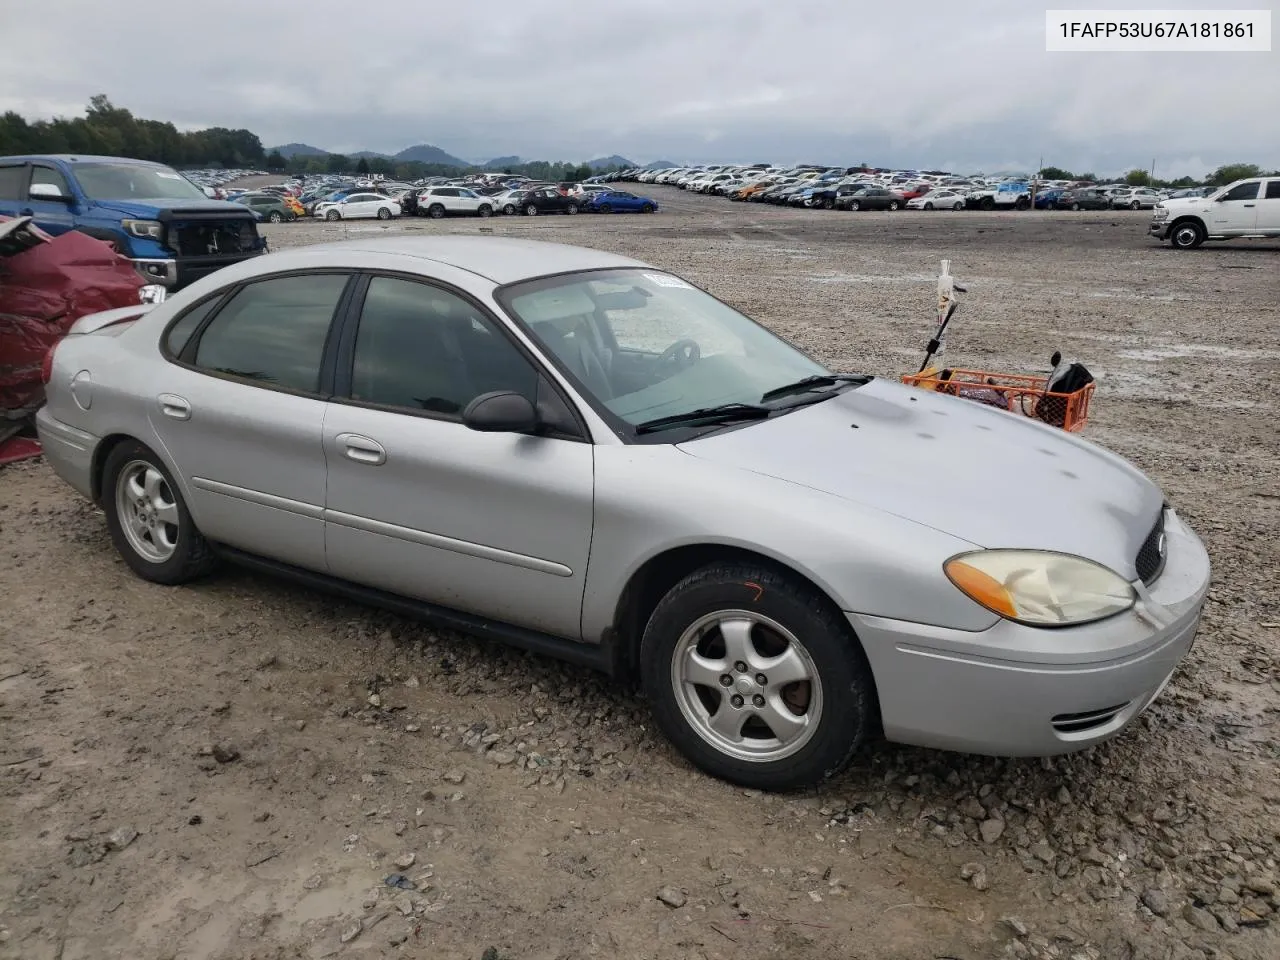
193, 274, 348, 393
164, 295, 224, 357
1267, 181, 1280, 200
0, 164, 26, 201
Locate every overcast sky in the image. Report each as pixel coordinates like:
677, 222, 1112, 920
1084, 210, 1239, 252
1, 0, 1276, 176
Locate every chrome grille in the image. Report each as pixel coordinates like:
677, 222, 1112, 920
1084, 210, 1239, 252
1135, 510, 1167, 586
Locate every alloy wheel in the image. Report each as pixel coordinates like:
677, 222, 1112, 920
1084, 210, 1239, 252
115, 460, 180, 563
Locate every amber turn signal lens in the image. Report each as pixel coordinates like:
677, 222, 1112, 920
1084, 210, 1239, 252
944, 559, 1019, 619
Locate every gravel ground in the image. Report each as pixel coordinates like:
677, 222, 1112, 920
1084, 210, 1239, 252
1, 185, 1277, 960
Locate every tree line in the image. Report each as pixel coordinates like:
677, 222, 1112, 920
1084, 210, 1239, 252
0, 97, 1273, 188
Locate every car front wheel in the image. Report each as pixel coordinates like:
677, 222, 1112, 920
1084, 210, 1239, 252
267, 210, 283, 223
325, 210, 340, 221
565, 203, 579, 215
103, 441, 216, 585
478, 204, 493, 218
525, 204, 538, 216
640, 562, 876, 790
1170, 220, 1205, 250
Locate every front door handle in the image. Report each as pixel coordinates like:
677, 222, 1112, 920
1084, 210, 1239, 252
336, 433, 385, 465
1243, 203, 1255, 207
158, 394, 191, 420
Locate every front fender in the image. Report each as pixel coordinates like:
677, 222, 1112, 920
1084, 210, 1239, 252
581, 445, 998, 642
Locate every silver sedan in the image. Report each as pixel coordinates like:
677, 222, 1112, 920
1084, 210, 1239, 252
36, 237, 1210, 790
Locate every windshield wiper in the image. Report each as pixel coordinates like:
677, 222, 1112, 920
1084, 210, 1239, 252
634, 402, 772, 435
760, 374, 871, 403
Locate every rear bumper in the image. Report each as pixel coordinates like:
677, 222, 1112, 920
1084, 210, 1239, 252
35, 408, 98, 500
851, 509, 1210, 757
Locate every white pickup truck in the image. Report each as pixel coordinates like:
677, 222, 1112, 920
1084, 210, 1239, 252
1149, 176, 1280, 249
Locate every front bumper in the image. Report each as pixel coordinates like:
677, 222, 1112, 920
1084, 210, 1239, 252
1148, 219, 1171, 239
850, 508, 1210, 757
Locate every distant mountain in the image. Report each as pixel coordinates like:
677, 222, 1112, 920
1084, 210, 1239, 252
269, 142, 329, 158
393, 144, 471, 167
645, 159, 678, 169
350, 150, 391, 160
586, 155, 635, 170
484, 155, 523, 170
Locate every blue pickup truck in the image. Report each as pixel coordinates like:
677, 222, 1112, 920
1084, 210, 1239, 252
0, 155, 266, 290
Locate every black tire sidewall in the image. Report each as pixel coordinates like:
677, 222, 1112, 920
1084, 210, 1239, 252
102, 441, 212, 585
640, 564, 875, 790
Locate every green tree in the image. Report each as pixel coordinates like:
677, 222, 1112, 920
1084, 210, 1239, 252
1208, 163, 1261, 186
1124, 169, 1152, 187
326, 153, 350, 174
1077, 172, 1098, 182
1038, 165, 1074, 180
355, 156, 370, 175
266, 150, 286, 171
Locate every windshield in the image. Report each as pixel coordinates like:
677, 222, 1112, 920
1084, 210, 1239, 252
74, 163, 209, 202
499, 269, 829, 430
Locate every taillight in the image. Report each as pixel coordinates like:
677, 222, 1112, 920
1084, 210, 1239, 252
41, 344, 57, 384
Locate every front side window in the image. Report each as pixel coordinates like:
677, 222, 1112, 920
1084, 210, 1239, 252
193, 273, 348, 392
1220, 181, 1260, 202
31, 166, 71, 195
500, 269, 827, 428
349, 277, 537, 415
0, 164, 25, 200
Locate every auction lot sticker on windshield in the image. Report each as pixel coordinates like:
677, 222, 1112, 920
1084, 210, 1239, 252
1046, 10, 1271, 51
156, 172, 184, 179
645, 273, 693, 289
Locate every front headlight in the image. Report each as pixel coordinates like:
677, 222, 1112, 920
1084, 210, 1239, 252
944, 550, 1136, 628
122, 219, 164, 240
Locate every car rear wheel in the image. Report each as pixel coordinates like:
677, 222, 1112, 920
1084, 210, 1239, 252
888, 200, 900, 211
822, 199, 835, 210
1130, 200, 1141, 210
1071, 202, 1081, 211
478, 204, 493, 218
640, 562, 876, 790
598, 203, 612, 213
377, 207, 392, 220
428, 204, 445, 219
953, 202, 964, 210
325, 210, 340, 221
502, 203, 516, 215
525, 204, 538, 216
103, 441, 216, 585
1170, 220, 1205, 250
848, 200, 861, 211
267, 210, 283, 223
565, 204, 579, 215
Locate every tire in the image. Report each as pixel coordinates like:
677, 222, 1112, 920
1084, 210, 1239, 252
502, 204, 515, 215
478, 204, 493, 218
848, 200, 861, 211
565, 204, 579, 215
102, 440, 217, 585
267, 210, 283, 223
525, 204, 538, 216
325, 210, 340, 221
428, 204, 445, 219
377, 207, 392, 220
642, 204, 656, 214
640, 562, 876, 790
598, 204, 612, 214
953, 202, 964, 210
887, 200, 900, 211
980, 197, 995, 211
1071, 202, 1081, 211
1014, 197, 1030, 210
1170, 220, 1205, 250
822, 199, 835, 210
923, 202, 934, 211
1130, 200, 1141, 211
286, 213, 297, 222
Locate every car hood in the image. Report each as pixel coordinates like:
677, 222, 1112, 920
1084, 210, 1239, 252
91, 198, 255, 219
676, 378, 1163, 577
1158, 197, 1212, 212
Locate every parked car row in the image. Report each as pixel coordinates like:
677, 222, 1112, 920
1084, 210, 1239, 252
601, 164, 1209, 214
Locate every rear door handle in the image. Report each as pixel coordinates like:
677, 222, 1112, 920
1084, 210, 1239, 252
336, 433, 385, 465
158, 394, 191, 420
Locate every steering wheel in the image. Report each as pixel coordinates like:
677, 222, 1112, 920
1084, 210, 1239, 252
657, 338, 701, 372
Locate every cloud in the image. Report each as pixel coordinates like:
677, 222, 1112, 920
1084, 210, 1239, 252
1, 0, 1276, 176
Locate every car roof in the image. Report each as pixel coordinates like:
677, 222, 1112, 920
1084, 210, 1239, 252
0, 154, 169, 167
257, 236, 651, 285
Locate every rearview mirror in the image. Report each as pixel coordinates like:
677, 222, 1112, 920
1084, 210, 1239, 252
30, 183, 72, 203
462, 391, 539, 434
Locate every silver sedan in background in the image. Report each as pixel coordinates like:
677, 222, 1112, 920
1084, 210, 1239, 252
36, 237, 1210, 789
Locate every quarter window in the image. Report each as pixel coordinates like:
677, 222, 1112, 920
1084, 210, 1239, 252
1266, 181, 1280, 200
193, 274, 348, 392
349, 277, 538, 415
164, 295, 224, 357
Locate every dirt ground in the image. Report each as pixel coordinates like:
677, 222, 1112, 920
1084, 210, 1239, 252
1, 185, 1277, 960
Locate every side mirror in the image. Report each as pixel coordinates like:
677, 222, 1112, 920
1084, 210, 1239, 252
30, 183, 72, 203
462, 390, 539, 434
